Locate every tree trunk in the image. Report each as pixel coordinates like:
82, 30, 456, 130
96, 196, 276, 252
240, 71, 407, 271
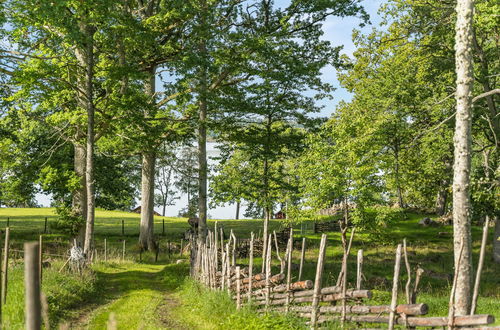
452, 0, 474, 315
494, 216, 500, 263
435, 187, 448, 216
138, 66, 157, 251
235, 201, 240, 220
75, 23, 96, 257
139, 152, 156, 250
72, 142, 87, 246
197, 4, 208, 243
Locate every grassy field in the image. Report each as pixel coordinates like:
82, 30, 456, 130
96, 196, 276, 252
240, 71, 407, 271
0, 207, 498, 328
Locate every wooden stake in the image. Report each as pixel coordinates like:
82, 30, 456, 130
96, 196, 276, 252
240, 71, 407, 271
231, 230, 236, 266
214, 222, 218, 274
412, 266, 424, 304
265, 234, 272, 310
273, 231, 285, 273
122, 240, 126, 261
236, 266, 241, 309
44, 217, 48, 234
471, 216, 490, 315
39, 235, 43, 285
248, 232, 254, 302
162, 219, 165, 235
299, 237, 306, 281
388, 244, 402, 330
403, 239, 412, 304
285, 229, 293, 313
310, 234, 328, 329
24, 242, 41, 330
2, 227, 10, 304
448, 238, 465, 330
356, 249, 363, 290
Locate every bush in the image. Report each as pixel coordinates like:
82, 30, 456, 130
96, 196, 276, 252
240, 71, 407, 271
354, 206, 404, 244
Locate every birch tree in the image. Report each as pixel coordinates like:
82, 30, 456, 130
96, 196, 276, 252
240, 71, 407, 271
452, 0, 474, 315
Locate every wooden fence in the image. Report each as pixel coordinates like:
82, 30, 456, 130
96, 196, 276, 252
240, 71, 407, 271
190, 225, 496, 329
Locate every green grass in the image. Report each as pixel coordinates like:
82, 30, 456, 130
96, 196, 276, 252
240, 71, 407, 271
0, 207, 498, 328
172, 278, 306, 329
2, 261, 97, 329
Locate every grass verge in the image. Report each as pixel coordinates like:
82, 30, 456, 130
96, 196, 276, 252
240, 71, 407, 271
3, 261, 97, 329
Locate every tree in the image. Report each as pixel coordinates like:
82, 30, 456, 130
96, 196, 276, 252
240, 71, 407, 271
452, 0, 474, 315
155, 143, 179, 216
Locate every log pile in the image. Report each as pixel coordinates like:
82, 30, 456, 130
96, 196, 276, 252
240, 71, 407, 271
313, 221, 340, 233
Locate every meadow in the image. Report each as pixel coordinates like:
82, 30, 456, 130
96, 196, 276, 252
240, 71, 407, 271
0, 208, 498, 328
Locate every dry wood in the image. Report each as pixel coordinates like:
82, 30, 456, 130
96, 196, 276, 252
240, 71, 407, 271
214, 223, 218, 275
388, 244, 402, 330
255, 283, 341, 298
341, 228, 355, 327
310, 234, 327, 329
248, 232, 254, 302
2, 227, 10, 304
231, 230, 236, 266
39, 235, 43, 285
403, 239, 412, 304
273, 303, 428, 316
254, 289, 372, 306
299, 237, 306, 281
412, 266, 424, 304
471, 216, 489, 315
449, 238, 465, 330
273, 231, 285, 273
236, 266, 241, 309
265, 235, 272, 309
25, 242, 41, 330
356, 249, 363, 290
313, 314, 494, 327
285, 230, 293, 312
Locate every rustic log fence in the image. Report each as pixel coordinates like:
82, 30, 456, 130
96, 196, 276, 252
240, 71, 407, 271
190, 227, 496, 329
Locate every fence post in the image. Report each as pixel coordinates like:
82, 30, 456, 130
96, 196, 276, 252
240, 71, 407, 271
310, 234, 327, 329
2, 227, 10, 304
44, 217, 48, 234
248, 232, 254, 303
236, 266, 241, 309
162, 219, 165, 236
24, 242, 41, 330
388, 244, 402, 330
298, 237, 306, 281
265, 234, 272, 310
285, 229, 293, 313
39, 235, 43, 284
122, 240, 126, 261
356, 249, 363, 290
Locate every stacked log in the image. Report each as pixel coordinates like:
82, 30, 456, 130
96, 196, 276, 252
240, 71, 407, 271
312, 314, 494, 327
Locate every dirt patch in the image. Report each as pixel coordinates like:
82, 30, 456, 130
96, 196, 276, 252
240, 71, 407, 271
157, 294, 187, 330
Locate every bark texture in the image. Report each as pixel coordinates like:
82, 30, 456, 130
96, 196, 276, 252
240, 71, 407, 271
139, 151, 156, 250
72, 142, 87, 245
139, 67, 157, 251
75, 22, 96, 256
494, 216, 500, 263
452, 0, 474, 315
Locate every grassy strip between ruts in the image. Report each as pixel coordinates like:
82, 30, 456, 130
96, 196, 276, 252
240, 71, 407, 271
2, 261, 97, 329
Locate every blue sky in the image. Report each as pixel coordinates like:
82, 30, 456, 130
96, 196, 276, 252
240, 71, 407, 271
36, 0, 387, 218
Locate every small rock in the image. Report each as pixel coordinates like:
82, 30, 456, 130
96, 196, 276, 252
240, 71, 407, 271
418, 217, 438, 227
